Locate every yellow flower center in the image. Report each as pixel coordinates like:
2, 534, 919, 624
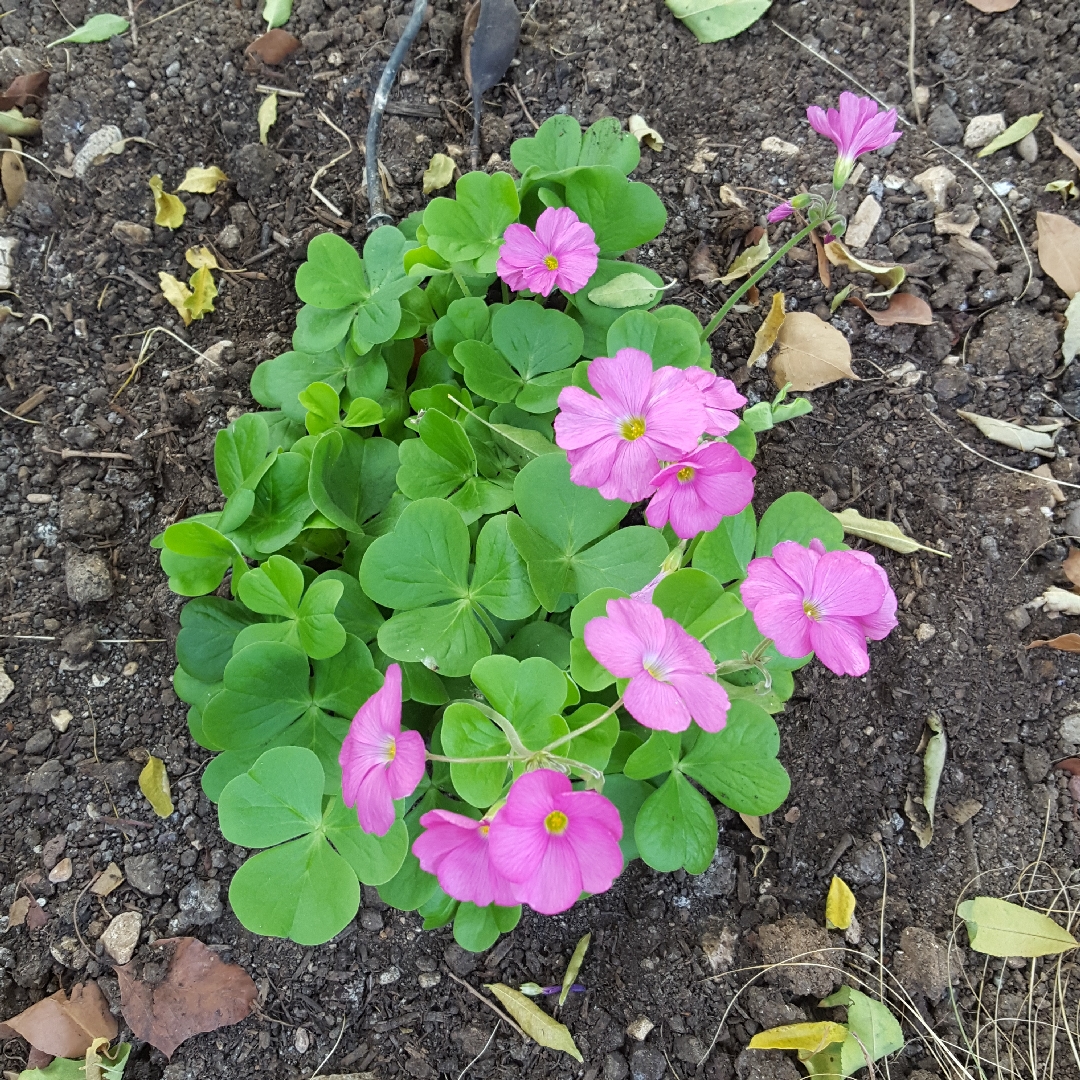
677, 466, 695, 483
544, 254, 559, 271
386, 738, 397, 762
544, 810, 569, 835
479, 823, 490, 837
621, 416, 646, 441
803, 599, 821, 621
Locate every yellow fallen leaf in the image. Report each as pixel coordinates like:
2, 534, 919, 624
149, 174, 186, 229
628, 114, 664, 151
559, 932, 590, 1006
748, 290, 786, 367
833, 508, 950, 557
825, 875, 856, 930
720, 233, 770, 286
422, 152, 456, 195
957, 409, 1055, 452
770, 311, 856, 391
749, 1022, 849, 1059
139, 755, 174, 818
824, 239, 905, 297
1036, 211, 1080, 298
485, 983, 582, 1061
159, 272, 193, 326
185, 245, 219, 271
1052, 130, 1080, 172
740, 813, 764, 839
185, 266, 218, 321
2, 135, 26, 209
258, 92, 278, 146
176, 165, 228, 194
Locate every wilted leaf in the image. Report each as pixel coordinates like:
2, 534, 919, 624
138, 756, 174, 818
748, 290, 786, 367
185, 246, 219, 272
1028, 634, 1080, 653
749, 1022, 849, 1058
1037, 212, 1080, 298
588, 273, 661, 308
0, 108, 40, 137
185, 267, 218, 322
818, 986, 904, 1075
825, 876, 856, 931
158, 273, 193, 327
176, 167, 228, 194
1052, 131, 1080, 173
1062, 294, 1080, 368
423, 152, 456, 195
1046, 179, 1080, 201
977, 112, 1042, 157
771, 311, 856, 391
690, 242, 721, 285
833, 508, 950, 556
2, 141, 26, 209
965, 0, 1018, 8
824, 240, 905, 297
957, 409, 1055, 452
262, 0, 292, 29
1032, 586, 1080, 617
958, 897, 1078, 957
1064, 548, 1080, 588
116, 937, 258, 1059
0, 72, 50, 110
485, 983, 582, 1061
720, 233, 770, 286
740, 813, 764, 839
628, 114, 664, 151
8, 896, 30, 928
850, 293, 933, 326
149, 175, 185, 229
245, 28, 301, 64
559, 933, 590, 1006
83, 1038, 132, 1080
666, 0, 773, 43
2, 984, 117, 1059
258, 93, 278, 146
907, 712, 944, 849
47, 13, 129, 46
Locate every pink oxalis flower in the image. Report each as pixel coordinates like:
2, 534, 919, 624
807, 91, 902, 189
768, 201, 795, 223
584, 597, 730, 733
741, 539, 898, 677
554, 348, 706, 502
645, 441, 756, 540
496, 207, 599, 297
339, 664, 426, 836
412, 808, 520, 908
487, 769, 623, 916
683, 367, 747, 437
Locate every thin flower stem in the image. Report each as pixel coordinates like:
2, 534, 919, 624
699, 224, 815, 342
426, 752, 515, 764
542, 696, 624, 754
450, 699, 530, 758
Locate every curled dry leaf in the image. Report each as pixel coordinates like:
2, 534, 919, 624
905, 712, 945, 849
1029, 586, 1080, 617
2, 139, 26, 209
770, 311, 856, 391
423, 152, 456, 195
628, 114, 663, 151
90, 862, 124, 897
748, 290, 786, 367
149, 175, 185, 230
1052, 131, 1080, 173
176, 167, 228, 194
185, 267, 218, 321
258, 93, 278, 146
739, 813, 764, 838
964, 0, 1019, 9
1063, 546, 1080, 588
720, 233, 770, 286
559, 933, 590, 1006
0, 107, 40, 137
850, 293, 933, 327
0, 72, 50, 110
159, 273, 193, 327
1037, 211, 1080, 299
833, 508, 949, 556
957, 409, 1055, 452
1028, 634, 1080, 653
485, 983, 582, 1061
245, 28, 301, 64
690, 242, 721, 286
116, 937, 258, 1059
2, 982, 117, 1058
185, 246, 219, 271
749, 1022, 849, 1056
824, 240, 905, 296
717, 184, 745, 208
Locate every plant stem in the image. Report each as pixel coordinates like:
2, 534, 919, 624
426, 752, 514, 764
699, 224, 815, 342
543, 696, 624, 754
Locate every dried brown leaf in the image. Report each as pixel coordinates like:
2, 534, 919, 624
245, 29, 301, 64
748, 290, 786, 367
0, 72, 50, 110
1036, 211, 1080, 298
2, 982, 117, 1058
1063, 548, 1080, 588
965, 0, 1019, 9
1052, 131, 1080, 173
2, 147, 26, 209
770, 311, 856, 391
1056, 758, 1080, 777
24, 902, 49, 930
690, 241, 721, 285
116, 937, 258, 1059
810, 230, 831, 289
1028, 634, 1080, 653
7, 896, 30, 928
90, 862, 124, 897
740, 813, 764, 839
850, 293, 934, 326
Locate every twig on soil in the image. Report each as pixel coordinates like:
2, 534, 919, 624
444, 970, 526, 1038
0, 405, 40, 425
457, 1020, 499, 1080
48, 0, 75, 30
127, 0, 138, 48
660, 1032, 683, 1080
510, 84, 539, 131
311, 110, 354, 220
97, 817, 155, 829
907, 0, 921, 127
308, 1014, 347, 1079
256, 84, 304, 98
71, 872, 99, 958
769, 19, 1033, 300
42, 447, 134, 461
140, 0, 201, 27
365, 0, 427, 226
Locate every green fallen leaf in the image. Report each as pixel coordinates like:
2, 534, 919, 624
720, 233, 770, 285
666, 0, 773, 43
587, 272, 662, 308
978, 112, 1043, 158
485, 983, 583, 1061
906, 712, 944, 848
958, 896, 1078, 957
1046, 179, 1080, 201
833, 508, 950, 557
47, 12, 129, 45
818, 986, 903, 1076
258, 93, 278, 146
263, 0, 292, 29
0, 108, 41, 137
559, 932, 590, 1006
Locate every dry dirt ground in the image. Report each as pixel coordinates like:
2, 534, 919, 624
2, 0, 1080, 1077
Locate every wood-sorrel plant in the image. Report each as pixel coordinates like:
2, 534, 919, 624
156, 104, 901, 952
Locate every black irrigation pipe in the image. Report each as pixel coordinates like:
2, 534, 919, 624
365, 0, 428, 228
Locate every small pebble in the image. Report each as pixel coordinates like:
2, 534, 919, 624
294, 1028, 310, 1054
48, 858, 72, 884
915, 623, 936, 643
360, 909, 384, 931
379, 966, 401, 985
100, 910, 142, 964
122, 661, 138, 676
26, 493, 52, 504
418, 971, 441, 989
51, 708, 73, 733
626, 1015, 655, 1042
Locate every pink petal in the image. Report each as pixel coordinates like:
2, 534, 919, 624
564, 788, 623, 841
810, 615, 871, 677
654, 618, 714, 676
623, 672, 692, 732
488, 818, 547, 883
565, 819, 623, 895
504, 768, 567, 822
583, 616, 646, 680
554, 249, 599, 294
518, 836, 584, 915
747, 593, 814, 659
668, 672, 730, 732
741, 555, 802, 611
810, 551, 887, 618
599, 437, 661, 502
498, 224, 547, 269
386, 728, 426, 799
644, 479, 675, 531
589, 349, 653, 416
665, 482, 722, 538
355, 765, 397, 836
607, 598, 668, 660
534, 206, 579, 249
566, 437, 621, 491
807, 104, 832, 139
770, 541, 819, 595
554, 387, 618, 449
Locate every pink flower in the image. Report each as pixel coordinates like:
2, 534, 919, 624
768, 201, 795, 223
583, 597, 730, 733
683, 367, 747, 437
554, 349, 706, 502
412, 808, 520, 908
496, 207, 599, 297
487, 769, 623, 915
339, 664, 426, 836
645, 441, 756, 540
741, 539, 898, 677
807, 92, 902, 189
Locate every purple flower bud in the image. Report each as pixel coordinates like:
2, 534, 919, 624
767, 201, 795, 223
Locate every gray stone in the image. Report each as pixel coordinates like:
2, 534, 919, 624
301, 29, 334, 53
28, 758, 64, 794
65, 552, 113, 605
1016, 130, 1038, 164
111, 220, 152, 247
735, 1048, 801, 1080
173, 878, 223, 927
758, 915, 841, 998
695, 843, 736, 897
16, 181, 63, 230
228, 143, 283, 201
123, 854, 164, 896
629, 1044, 666, 1080
743, 987, 807, 1029
1003, 605, 1031, 632
60, 426, 97, 449
417, 970, 441, 989
969, 307, 1059, 378
61, 490, 122, 538
604, 1052, 630, 1080
841, 843, 885, 886
675, 1035, 708, 1065
1024, 746, 1051, 784
360, 909, 383, 931
443, 942, 478, 976
963, 113, 1006, 149
1066, 505, 1080, 540
894, 926, 953, 1001
931, 367, 970, 402
927, 104, 963, 145
216, 224, 242, 251
25, 729, 54, 754
1063, 714, 1080, 744
100, 911, 142, 965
